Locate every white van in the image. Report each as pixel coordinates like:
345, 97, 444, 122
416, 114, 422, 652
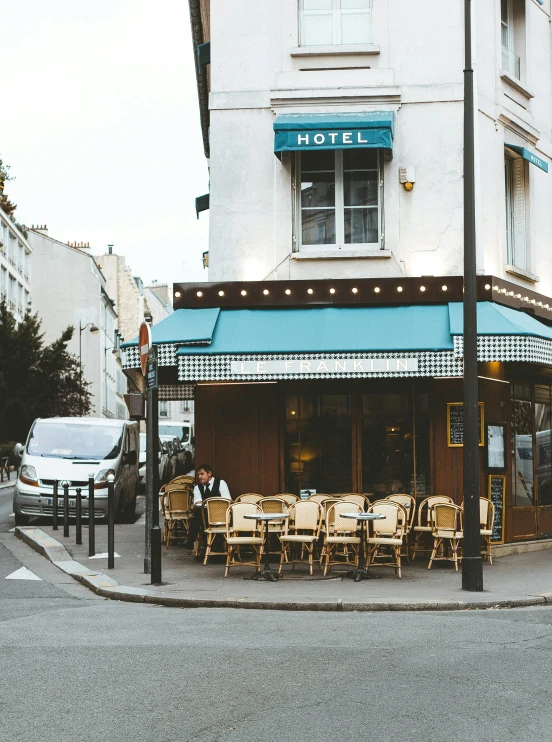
13, 417, 139, 525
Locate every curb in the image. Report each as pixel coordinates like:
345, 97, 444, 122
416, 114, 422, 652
14, 527, 550, 613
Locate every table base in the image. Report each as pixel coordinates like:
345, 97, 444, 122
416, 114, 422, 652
244, 567, 282, 582
344, 567, 380, 582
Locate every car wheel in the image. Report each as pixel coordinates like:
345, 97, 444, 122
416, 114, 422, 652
14, 513, 30, 526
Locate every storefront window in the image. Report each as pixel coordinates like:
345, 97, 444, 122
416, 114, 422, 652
285, 394, 352, 494
511, 384, 534, 507
535, 385, 552, 506
361, 393, 413, 497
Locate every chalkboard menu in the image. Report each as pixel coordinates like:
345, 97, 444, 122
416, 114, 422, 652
447, 402, 484, 447
487, 475, 506, 544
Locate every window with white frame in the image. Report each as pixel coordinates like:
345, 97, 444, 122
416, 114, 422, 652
504, 154, 527, 270
299, 0, 372, 47
159, 401, 169, 417
501, 0, 525, 80
298, 150, 381, 250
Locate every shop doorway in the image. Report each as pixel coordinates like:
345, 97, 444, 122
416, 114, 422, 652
511, 383, 552, 539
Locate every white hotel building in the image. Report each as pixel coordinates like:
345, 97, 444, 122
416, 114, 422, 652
124, 0, 552, 547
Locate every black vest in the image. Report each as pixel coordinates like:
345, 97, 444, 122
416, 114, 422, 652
199, 478, 221, 499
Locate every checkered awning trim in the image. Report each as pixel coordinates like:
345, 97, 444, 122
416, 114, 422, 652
159, 384, 195, 401
122, 344, 176, 369
177, 352, 463, 381
454, 335, 552, 364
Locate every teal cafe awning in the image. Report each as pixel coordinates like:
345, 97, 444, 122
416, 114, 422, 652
449, 301, 552, 341
274, 112, 394, 155
505, 144, 549, 173
121, 302, 552, 380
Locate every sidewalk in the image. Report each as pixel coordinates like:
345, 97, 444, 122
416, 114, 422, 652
15, 516, 552, 612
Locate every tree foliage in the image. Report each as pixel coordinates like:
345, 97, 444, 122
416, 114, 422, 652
0, 300, 92, 443
0, 156, 17, 217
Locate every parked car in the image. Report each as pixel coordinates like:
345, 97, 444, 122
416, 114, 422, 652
170, 437, 187, 476
158, 420, 195, 471
138, 434, 169, 489
13, 417, 139, 525
159, 436, 177, 482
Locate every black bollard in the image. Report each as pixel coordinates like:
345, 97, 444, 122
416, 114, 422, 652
107, 476, 115, 569
52, 480, 59, 531
63, 481, 70, 538
88, 474, 95, 557
75, 488, 82, 545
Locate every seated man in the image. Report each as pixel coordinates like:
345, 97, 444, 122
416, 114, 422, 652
193, 464, 231, 504
185, 464, 231, 551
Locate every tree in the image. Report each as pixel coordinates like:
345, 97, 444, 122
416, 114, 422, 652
0, 157, 17, 217
0, 300, 92, 443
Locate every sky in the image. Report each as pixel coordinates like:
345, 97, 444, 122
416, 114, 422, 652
1, 0, 209, 285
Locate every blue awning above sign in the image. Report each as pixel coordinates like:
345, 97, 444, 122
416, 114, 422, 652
506, 144, 549, 173
274, 112, 394, 155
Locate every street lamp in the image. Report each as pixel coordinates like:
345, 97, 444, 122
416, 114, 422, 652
79, 321, 99, 415
462, 0, 483, 591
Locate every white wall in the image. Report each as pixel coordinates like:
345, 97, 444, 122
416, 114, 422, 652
28, 231, 112, 417
203, 0, 552, 297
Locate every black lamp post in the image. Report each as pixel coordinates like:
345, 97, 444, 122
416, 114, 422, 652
462, 0, 484, 591
79, 321, 99, 415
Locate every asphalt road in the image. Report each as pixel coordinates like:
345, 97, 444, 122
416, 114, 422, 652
1, 484, 552, 742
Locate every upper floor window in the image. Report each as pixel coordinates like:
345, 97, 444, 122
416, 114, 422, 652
299, 0, 372, 47
501, 0, 525, 80
504, 154, 527, 270
298, 149, 381, 250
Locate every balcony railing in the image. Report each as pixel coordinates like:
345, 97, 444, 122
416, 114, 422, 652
502, 45, 520, 79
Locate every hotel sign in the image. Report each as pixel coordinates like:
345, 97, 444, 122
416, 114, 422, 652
230, 358, 419, 375
289, 130, 377, 149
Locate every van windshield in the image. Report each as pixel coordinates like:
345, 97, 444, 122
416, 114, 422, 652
27, 422, 124, 460
159, 424, 190, 442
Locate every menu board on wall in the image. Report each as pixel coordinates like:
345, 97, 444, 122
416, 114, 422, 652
488, 475, 506, 544
447, 402, 484, 447
486, 423, 507, 472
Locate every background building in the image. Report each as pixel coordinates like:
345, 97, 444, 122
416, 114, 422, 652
28, 229, 126, 419
0, 207, 31, 322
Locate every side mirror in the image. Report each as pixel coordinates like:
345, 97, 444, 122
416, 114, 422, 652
191, 436, 195, 446
14, 443, 24, 459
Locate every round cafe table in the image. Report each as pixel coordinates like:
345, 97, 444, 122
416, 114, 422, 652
243, 512, 289, 582
341, 512, 386, 582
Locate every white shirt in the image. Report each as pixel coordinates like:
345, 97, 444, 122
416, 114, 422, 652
193, 478, 231, 505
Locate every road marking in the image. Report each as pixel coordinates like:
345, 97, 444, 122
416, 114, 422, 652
8, 527, 15, 532
88, 552, 121, 559
5, 567, 42, 581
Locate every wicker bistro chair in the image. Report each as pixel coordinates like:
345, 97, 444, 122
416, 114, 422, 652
366, 501, 407, 578
164, 489, 193, 548
234, 493, 263, 504
410, 496, 454, 560
224, 503, 264, 577
307, 494, 330, 504
202, 498, 231, 565
279, 501, 323, 575
276, 494, 301, 506
340, 494, 370, 511
321, 502, 362, 575
259, 497, 289, 536
428, 503, 464, 571
385, 494, 416, 560
480, 498, 495, 564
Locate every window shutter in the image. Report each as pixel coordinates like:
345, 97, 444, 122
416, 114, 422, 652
512, 159, 527, 270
